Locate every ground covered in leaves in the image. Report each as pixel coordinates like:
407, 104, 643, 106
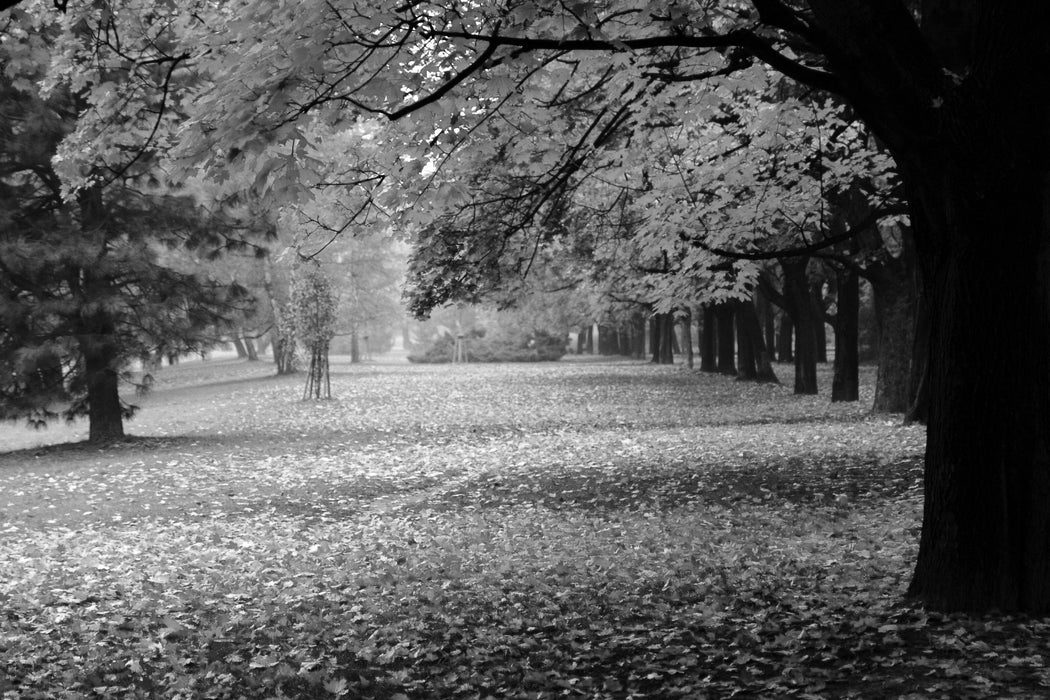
1, 356, 1048, 699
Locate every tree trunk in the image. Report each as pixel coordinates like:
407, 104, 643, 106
738, 297, 779, 384
905, 291, 931, 425
649, 315, 659, 363
755, 288, 776, 360
908, 189, 1050, 612
232, 336, 248, 359
810, 279, 828, 363
649, 312, 674, 364
350, 329, 361, 363
700, 305, 716, 372
780, 258, 818, 394
870, 239, 918, 414
776, 312, 793, 363
714, 303, 735, 375
243, 335, 259, 362
84, 342, 124, 443
830, 266, 860, 402
734, 300, 757, 380
664, 314, 677, 361
683, 309, 694, 369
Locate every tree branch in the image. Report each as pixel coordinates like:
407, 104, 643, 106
692, 203, 904, 261
425, 27, 843, 95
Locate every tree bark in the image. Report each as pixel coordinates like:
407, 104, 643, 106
650, 312, 674, 364
776, 312, 793, 363
905, 291, 931, 424
737, 297, 779, 383
755, 288, 777, 361
907, 183, 1050, 612
700, 305, 717, 372
714, 303, 735, 375
350, 329, 361, 363
83, 340, 124, 443
810, 278, 828, 363
870, 237, 918, 414
682, 309, 694, 369
830, 266, 860, 402
734, 299, 757, 380
780, 258, 818, 394
243, 335, 259, 362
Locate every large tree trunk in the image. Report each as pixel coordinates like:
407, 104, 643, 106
907, 183, 1050, 612
830, 266, 859, 402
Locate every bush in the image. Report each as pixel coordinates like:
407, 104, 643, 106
407, 329, 566, 363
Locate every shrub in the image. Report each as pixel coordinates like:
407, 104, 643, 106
407, 328, 566, 363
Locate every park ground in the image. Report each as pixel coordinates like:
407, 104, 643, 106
0, 356, 1048, 699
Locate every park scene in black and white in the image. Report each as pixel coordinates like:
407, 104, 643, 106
3, 2, 1050, 698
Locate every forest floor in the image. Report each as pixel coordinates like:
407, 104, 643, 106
1, 356, 1048, 699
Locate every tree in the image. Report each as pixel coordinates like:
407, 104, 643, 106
291, 264, 335, 400
0, 52, 248, 441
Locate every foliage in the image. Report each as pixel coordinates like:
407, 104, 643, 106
1, 359, 1046, 697
291, 264, 336, 398
408, 326, 566, 364
290, 265, 336, 350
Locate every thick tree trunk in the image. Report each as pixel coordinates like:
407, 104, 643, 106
908, 199, 1050, 611
781, 258, 818, 394
830, 266, 860, 402
700, 305, 716, 372
84, 343, 124, 443
232, 336, 248, 359
714, 303, 736, 375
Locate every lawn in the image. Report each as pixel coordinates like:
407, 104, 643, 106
0, 356, 1047, 699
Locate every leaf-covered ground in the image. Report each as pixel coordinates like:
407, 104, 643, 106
1, 356, 1048, 699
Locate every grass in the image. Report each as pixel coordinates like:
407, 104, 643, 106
0, 355, 1047, 699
